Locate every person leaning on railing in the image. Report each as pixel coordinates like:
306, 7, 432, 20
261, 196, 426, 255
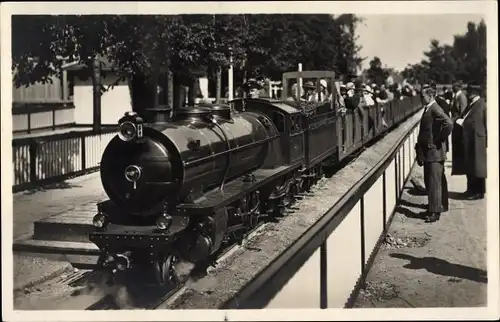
373, 83, 390, 127
343, 82, 360, 110
313, 79, 330, 103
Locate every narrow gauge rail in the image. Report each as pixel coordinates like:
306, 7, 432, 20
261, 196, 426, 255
84, 222, 269, 310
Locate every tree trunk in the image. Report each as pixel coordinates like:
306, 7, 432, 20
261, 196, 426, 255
173, 75, 183, 110
187, 77, 195, 106
91, 61, 102, 132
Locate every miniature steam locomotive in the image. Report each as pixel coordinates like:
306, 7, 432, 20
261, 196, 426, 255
88, 71, 420, 285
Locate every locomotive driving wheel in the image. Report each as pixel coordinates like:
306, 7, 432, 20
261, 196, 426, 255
153, 254, 177, 286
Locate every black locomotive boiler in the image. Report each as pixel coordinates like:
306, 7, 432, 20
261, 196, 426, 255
89, 70, 420, 285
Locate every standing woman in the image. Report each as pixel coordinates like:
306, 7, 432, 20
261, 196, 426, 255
456, 84, 487, 199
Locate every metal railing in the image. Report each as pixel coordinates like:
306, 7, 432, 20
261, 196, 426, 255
12, 128, 118, 192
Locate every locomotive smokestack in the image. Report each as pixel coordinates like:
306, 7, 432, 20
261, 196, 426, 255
143, 107, 172, 124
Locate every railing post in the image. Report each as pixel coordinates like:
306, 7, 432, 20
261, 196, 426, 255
394, 153, 398, 205
52, 106, 56, 131
81, 135, 86, 171
27, 108, 31, 134
320, 242, 328, 309
382, 171, 387, 231
29, 139, 37, 184
360, 195, 366, 286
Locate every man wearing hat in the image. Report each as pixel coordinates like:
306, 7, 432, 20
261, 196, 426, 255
455, 84, 487, 200
344, 82, 360, 110
302, 81, 317, 102
415, 82, 454, 223
243, 78, 263, 99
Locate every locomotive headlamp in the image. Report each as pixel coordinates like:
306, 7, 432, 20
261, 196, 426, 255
156, 214, 173, 230
118, 112, 144, 142
118, 121, 137, 142
92, 213, 108, 228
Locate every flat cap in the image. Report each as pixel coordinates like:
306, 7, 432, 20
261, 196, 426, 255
452, 80, 463, 88
243, 78, 263, 90
421, 82, 437, 92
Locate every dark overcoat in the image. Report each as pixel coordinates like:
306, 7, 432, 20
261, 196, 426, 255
415, 101, 454, 163
451, 123, 467, 175
462, 98, 487, 178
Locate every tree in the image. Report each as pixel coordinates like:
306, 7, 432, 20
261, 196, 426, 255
12, 14, 366, 96
400, 19, 487, 87
365, 56, 385, 85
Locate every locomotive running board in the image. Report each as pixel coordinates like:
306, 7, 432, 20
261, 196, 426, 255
176, 165, 294, 215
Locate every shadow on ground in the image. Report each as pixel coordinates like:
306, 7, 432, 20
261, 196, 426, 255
22, 181, 83, 195
399, 199, 427, 210
390, 253, 488, 284
394, 206, 426, 220
405, 187, 427, 196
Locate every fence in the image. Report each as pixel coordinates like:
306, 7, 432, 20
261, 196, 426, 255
221, 99, 422, 309
12, 128, 118, 192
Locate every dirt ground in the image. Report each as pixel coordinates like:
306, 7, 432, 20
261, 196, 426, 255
353, 160, 488, 308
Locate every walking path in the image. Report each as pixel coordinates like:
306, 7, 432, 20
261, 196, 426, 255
13, 172, 105, 291
353, 158, 488, 307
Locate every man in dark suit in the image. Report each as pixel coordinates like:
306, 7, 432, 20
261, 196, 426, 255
434, 84, 452, 152
457, 84, 487, 199
415, 83, 454, 223
451, 80, 467, 117
450, 80, 468, 176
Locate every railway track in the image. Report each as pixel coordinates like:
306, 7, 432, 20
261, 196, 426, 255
80, 221, 270, 310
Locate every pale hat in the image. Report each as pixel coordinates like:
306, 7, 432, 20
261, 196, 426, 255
320, 79, 328, 89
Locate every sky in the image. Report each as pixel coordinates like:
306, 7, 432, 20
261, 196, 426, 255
356, 14, 485, 72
